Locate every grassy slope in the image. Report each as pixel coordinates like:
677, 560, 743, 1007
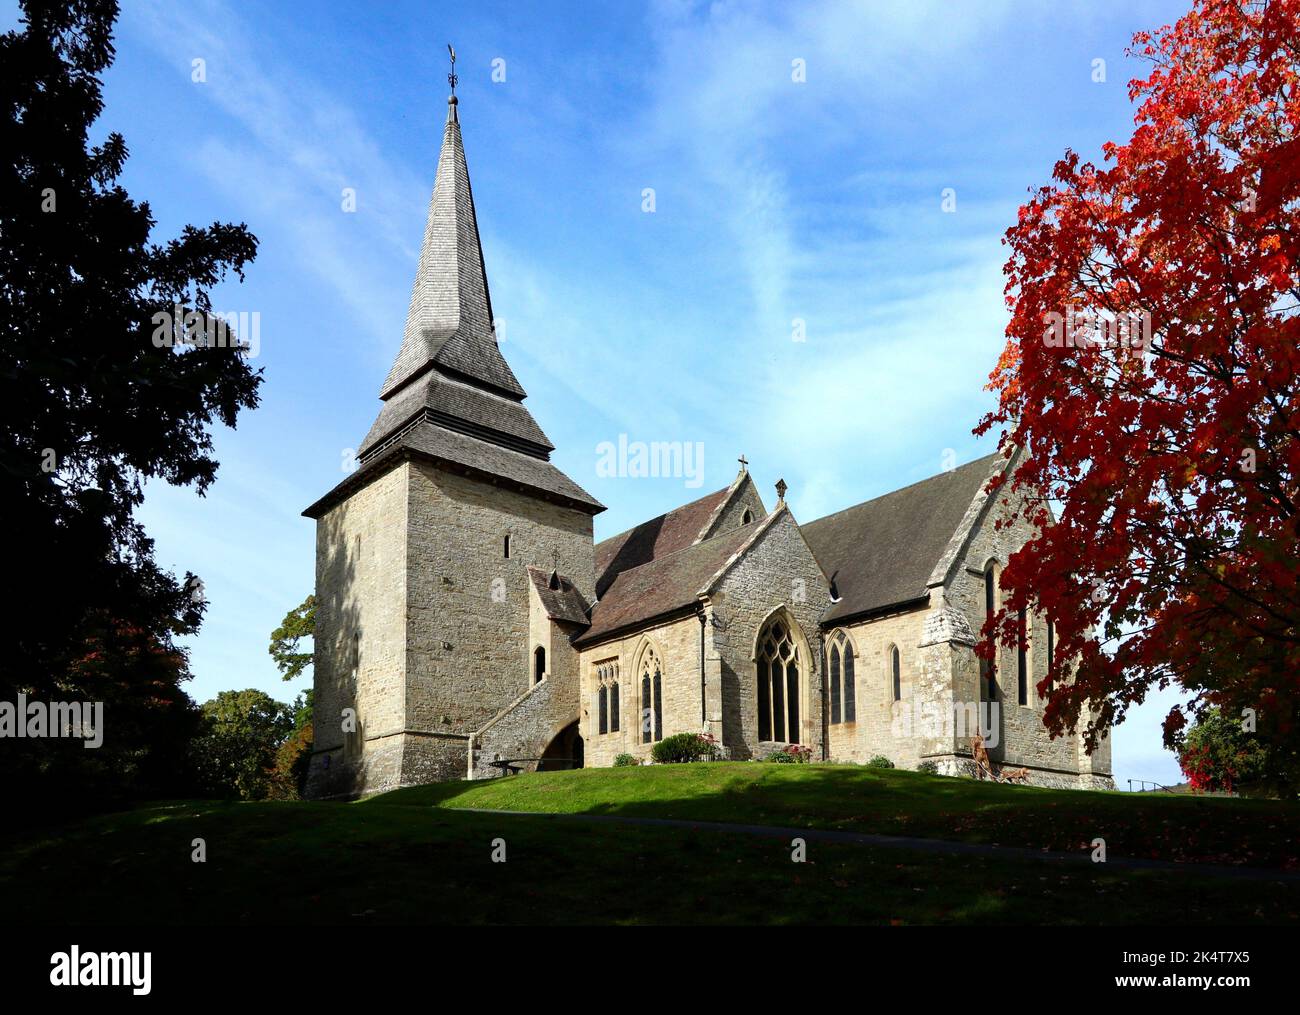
386, 763, 1300, 870
1, 765, 1295, 925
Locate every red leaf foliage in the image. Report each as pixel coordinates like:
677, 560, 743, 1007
976, 0, 1300, 772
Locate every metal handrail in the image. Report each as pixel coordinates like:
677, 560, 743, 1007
1126, 778, 1175, 792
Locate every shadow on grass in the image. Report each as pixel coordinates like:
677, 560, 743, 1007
0, 768, 1297, 926
1, 789, 1297, 926
368, 762, 1300, 870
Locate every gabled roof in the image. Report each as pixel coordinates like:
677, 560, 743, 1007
593, 486, 731, 598
578, 503, 792, 648
577, 524, 754, 647
527, 567, 591, 626
802, 452, 1008, 624
592, 468, 763, 598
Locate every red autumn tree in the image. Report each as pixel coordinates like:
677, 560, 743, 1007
976, 0, 1300, 792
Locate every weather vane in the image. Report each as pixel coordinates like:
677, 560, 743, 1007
447, 43, 457, 96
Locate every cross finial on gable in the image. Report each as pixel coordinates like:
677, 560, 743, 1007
737, 454, 748, 473
775, 478, 787, 503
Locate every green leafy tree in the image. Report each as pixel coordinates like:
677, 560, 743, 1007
270, 595, 315, 683
1176, 707, 1273, 797
289, 690, 313, 731
0, 0, 261, 792
190, 689, 293, 800
261, 605, 316, 800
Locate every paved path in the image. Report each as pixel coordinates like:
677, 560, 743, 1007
458, 807, 1300, 883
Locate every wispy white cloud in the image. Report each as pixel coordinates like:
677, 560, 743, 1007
127, 0, 427, 365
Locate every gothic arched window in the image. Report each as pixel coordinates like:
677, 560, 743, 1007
1017, 606, 1029, 705
889, 644, 901, 701
742, 509, 753, 524
1045, 618, 1055, 694
534, 646, 546, 685
843, 638, 856, 720
982, 561, 999, 701
596, 660, 620, 735
827, 630, 856, 724
757, 617, 802, 743
832, 629, 852, 722
639, 647, 663, 744
829, 643, 841, 724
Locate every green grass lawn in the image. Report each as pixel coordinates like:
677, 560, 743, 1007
1, 764, 1295, 925
386, 762, 1300, 870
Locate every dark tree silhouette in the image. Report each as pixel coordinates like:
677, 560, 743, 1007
1, 0, 261, 804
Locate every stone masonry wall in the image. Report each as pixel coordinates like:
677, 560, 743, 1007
308, 457, 597, 797
827, 607, 930, 767
470, 580, 589, 774
472, 678, 555, 778
306, 461, 409, 799
710, 510, 832, 760
946, 473, 1114, 788
702, 477, 767, 537
578, 614, 701, 768
404, 460, 595, 745
526, 579, 584, 732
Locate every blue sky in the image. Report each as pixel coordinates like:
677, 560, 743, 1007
6, 0, 1194, 786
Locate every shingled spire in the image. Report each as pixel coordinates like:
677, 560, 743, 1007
357, 86, 559, 465
379, 93, 522, 402
310, 78, 603, 519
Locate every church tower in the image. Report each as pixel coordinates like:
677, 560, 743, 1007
303, 85, 604, 798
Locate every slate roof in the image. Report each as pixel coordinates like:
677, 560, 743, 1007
577, 524, 756, 647
303, 418, 604, 519
527, 567, 591, 626
801, 452, 1005, 624
358, 369, 554, 459
594, 486, 731, 598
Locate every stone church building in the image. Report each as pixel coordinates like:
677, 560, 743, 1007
302, 94, 1113, 799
